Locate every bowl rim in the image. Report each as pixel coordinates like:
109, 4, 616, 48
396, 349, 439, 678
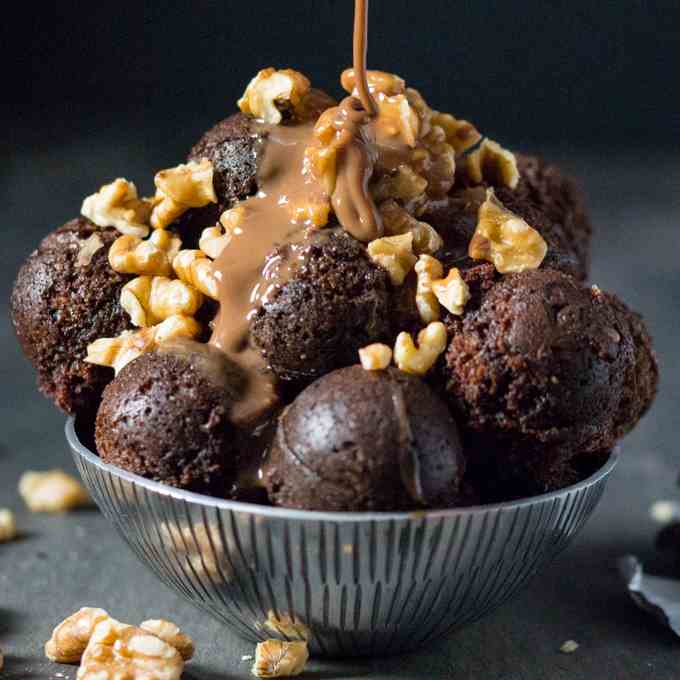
66, 416, 618, 522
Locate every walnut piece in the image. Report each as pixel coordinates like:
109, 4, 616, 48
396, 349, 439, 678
469, 188, 547, 273
150, 159, 217, 230
85, 315, 201, 374
358, 343, 393, 371
0, 509, 17, 543
238, 68, 311, 125
414, 254, 444, 323
109, 229, 182, 277
198, 205, 246, 259
262, 611, 310, 642
340, 68, 406, 96
81, 178, 152, 238
45, 607, 110, 663
367, 232, 417, 285
121, 276, 203, 328
430, 112, 482, 154
140, 620, 194, 661
465, 138, 519, 189
77, 233, 105, 267
77, 618, 183, 680
394, 321, 447, 376
378, 200, 442, 255
173, 250, 219, 300
372, 165, 427, 205
560, 640, 579, 654
19, 470, 90, 513
432, 267, 470, 316
343, 68, 419, 149
251, 640, 309, 678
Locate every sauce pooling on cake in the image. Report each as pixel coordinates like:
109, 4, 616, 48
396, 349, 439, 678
209, 0, 390, 423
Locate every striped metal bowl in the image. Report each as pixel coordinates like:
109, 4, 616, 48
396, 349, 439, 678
67, 417, 617, 658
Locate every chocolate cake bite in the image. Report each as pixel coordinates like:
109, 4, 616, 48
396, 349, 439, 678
250, 230, 394, 386
443, 268, 657, 497
10, 217, 132, 415
95, 340, 243, 494
264, 366, 466, 511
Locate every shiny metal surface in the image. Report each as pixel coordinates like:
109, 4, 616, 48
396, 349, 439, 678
67, 417, 617, 658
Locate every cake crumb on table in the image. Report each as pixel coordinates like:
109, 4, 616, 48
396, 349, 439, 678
560, 639, 579, 653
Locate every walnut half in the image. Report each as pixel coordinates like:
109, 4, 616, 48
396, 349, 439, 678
252, 640, 309, 678
45, 607, 110, 663
77, 618, 184, 680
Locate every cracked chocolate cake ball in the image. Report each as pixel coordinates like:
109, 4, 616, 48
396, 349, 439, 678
264, 365, 466, 511
443, 268, 657, 497
176, 114, 264, 244
250, 230, 394, 386
427, 154, 591, 282
10, 217, 132, 415
95, 340, 243, 494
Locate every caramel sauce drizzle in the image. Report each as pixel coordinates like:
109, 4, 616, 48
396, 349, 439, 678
209, 0, 395, 424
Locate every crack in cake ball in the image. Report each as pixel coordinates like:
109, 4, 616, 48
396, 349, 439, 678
442, 268, 657, 498
264, 366, 466, 512
10, 217, 133, 415
250, 230, 394, 386
95, 340, 244, 494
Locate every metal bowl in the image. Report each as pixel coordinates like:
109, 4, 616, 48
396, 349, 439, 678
67, 417, 617, 658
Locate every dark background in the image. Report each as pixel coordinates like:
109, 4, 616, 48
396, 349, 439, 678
2, 2, 680, 678
4, 0, 680, 155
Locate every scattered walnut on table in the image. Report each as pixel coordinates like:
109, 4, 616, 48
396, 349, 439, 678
140, 619, 195, 661
45, 607, 110, 663
77, 618, 184, 680
19, 470, 90, 513
251, 640, 309, 678
0, 508, 17, 543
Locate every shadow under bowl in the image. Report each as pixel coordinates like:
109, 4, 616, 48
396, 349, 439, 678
66, 416, 617, 658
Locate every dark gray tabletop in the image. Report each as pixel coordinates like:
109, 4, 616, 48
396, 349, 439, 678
1, 129, 679, 678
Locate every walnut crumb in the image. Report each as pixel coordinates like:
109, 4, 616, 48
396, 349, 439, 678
252, 640, 309, 678
560, 640, 579, 654
358, 343, 392, 371
76, 233, 105, 267
19, 470, 90, 513
0, 509, 17, 543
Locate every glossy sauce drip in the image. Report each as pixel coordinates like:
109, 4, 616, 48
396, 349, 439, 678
352, 0, 376, 115
208, 0, 383, 424
209, 123, 326, 425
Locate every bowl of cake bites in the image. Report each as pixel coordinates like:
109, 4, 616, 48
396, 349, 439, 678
12, 65, 657, 656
